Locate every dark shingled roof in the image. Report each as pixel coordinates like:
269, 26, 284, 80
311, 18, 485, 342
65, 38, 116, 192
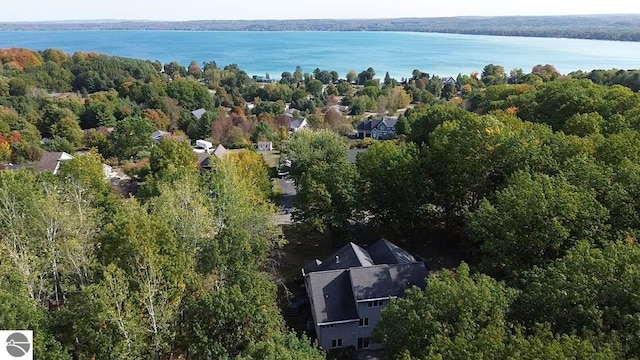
307, 270, 359, 323
313, 243, 374, 272
349, 263, 427, 301
356, 118, 398, 132
366, 238, 417, 265
303, 239, 429, 325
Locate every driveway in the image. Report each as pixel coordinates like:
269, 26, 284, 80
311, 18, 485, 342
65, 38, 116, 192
275, 177, 296, 225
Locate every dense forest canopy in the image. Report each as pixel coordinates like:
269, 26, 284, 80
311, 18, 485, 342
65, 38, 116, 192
2, 46, 640, 359
2, 14, 640, 41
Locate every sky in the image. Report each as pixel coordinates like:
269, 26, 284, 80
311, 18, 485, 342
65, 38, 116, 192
1, 0, 639, 22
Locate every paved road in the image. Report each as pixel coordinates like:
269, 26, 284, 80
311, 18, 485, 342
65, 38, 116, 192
275, 177, 296, 225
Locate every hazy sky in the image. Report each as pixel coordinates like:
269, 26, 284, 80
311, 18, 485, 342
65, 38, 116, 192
2, 0, 639, 22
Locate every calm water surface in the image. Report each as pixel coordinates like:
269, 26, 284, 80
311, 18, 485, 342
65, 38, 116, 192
0, 31, 639, 78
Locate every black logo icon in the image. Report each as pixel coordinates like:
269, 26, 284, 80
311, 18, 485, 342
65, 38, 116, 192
5, 332, 30, 357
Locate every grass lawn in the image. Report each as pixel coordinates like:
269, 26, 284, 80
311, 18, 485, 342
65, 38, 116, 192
260, 150, 280, 169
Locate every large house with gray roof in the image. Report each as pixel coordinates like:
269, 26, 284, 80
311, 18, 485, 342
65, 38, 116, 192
356, 117, 398, 140
302, 239, 428, 351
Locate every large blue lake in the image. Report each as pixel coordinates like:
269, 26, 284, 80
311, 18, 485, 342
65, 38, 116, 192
0, 31, 639, 78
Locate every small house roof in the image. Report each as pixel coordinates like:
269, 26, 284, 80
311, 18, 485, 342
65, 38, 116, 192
151, 130, 171, 141
191, 108, 206, 120
213, 144, 227, 159
36, 152, 73, 174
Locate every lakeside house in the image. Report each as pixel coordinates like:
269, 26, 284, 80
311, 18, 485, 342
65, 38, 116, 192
355, 117, 398, 140
302, 239, 428, 351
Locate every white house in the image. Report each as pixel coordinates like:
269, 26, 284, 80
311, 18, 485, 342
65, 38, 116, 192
257, 141, 273, 151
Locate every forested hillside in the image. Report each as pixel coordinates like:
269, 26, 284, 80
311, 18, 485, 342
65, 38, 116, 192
2, 47, 640, 359
2, 14, 640, 42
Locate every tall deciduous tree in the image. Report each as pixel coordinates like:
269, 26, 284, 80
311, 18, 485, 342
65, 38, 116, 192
356, 141, 427, 233
467, 171, 609, 277
293, 159, 358, 234
108, 116, 154, 160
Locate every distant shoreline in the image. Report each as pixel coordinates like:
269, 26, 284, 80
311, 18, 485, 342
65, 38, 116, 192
1, 14, 640, 42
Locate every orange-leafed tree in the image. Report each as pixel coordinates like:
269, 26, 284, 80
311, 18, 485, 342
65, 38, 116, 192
144, 109, 171, 131
0, 48, 43, 70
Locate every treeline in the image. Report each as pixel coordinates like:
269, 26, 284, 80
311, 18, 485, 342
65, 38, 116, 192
286, 71, 640, 358
0, 145, 325, 359
2, 14, 640, 41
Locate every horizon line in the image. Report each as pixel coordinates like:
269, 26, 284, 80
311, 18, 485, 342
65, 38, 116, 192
1, 13, 639, 24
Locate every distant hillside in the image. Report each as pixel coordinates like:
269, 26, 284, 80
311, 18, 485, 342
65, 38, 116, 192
1, 14, 640, 41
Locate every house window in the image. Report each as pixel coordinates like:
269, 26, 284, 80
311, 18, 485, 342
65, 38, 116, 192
357, 337, 370, 349
359, 318, 369, 327
368, 300, 385, 307
331, 338, 343, 348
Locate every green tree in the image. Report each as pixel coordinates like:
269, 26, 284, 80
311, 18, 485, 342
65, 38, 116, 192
372, 263, 517, 358
346, 70, 358, 83
166, 78, 214, 111
181, 271, 284, 359
514, 240, 640, 358
51, 117, 84, 147
563, 112, 604, 136
109, 116, 154, 160
293, 159, 358, 234
100, 200, 191, 358
284, 130, 349, 183
356, 141, 427, 233
149, 138, 198, 177
467, 171, 609, 277
305, 79, 323, 97
481, 64, 507, 86
239, 332, 325, 360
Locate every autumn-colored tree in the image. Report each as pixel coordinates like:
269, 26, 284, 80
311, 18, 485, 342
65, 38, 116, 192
143, 109, 170, 130
188, 61, 203, 78
0, 48, 42, 70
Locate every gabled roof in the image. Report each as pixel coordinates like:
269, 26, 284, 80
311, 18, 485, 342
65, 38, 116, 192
257, 141, 272, 146
378, 117, 398, 129
191, 108, 206, 120
290, 118, 307, 130
312, 243, 374, 272
356, 117, 398, 132
307, 269, 359, 323
213, 144, 227, 159
366, 238, 417, 265
152, 130, 171, 141
442, 76, 457, 85
303, 239, 428, 325
36, 152, 73, 175
349, 263, 427, 301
